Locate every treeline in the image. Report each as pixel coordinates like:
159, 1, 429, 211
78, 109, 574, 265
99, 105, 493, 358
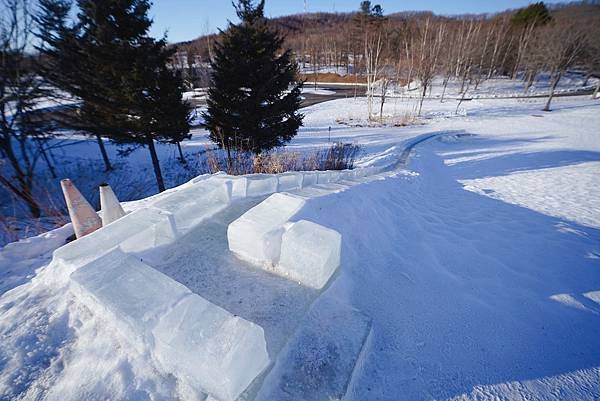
1, 0, 191, 220
178, 1, 600, 112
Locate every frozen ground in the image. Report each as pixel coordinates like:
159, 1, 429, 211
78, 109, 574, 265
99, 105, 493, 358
1, 89, 599, 400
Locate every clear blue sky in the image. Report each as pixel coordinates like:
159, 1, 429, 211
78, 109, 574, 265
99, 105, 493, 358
148, 0, 564, 43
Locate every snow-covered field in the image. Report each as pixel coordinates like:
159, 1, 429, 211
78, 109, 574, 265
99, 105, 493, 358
1, 89, 599, 400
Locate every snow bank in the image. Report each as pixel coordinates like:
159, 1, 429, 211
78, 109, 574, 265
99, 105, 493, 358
317, 170, 341, 184
228, 193, 306, 266
70, 247, 270, 401
277, 220, 341, 289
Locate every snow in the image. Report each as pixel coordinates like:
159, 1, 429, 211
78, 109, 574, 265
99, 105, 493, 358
301, 87, 336, 95
255, 296, 372, 401
390, 73, 599, 100
277, 220, 342, 289
2, 80, 600, 400
461, 162, 600, 229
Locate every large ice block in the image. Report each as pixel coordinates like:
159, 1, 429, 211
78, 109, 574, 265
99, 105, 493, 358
277, 172, 304, 192
228, 193, 306, 266
153, 295, 270, 401
301, 171, 318, 187
71, 248, 270, 401
70, 248, 190, 334
317, 171, 341, 185
152, 179, 232, 233
338, 169, 355, 181
213, 175, 248, 198
245, 174, 278, 197
53, 207, 177, 267
276, 220, 341, 289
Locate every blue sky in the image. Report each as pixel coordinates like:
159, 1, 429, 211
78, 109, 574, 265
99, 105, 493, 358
148, 0, 564, 43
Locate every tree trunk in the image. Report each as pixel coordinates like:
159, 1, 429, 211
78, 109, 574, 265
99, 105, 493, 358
583, 72, 591, 87
147, 136, 165, 192
37, 139, 57, 178
379, 84, 386, 123
96, 134, 112, 171
0, 175, 41, 218
418, 85, 427, 116
524, 70, 536, 94
440, 76, 450, 103
543, 71, 562, 112
176, 141, 186, 164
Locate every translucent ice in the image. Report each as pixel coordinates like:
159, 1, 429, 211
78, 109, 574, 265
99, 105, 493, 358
277, 172, 304, 192
245, 174, 278, 197
71, 248, 270, 401
228, 193, 306, 266
70, 248, 189, 333
153, 179, 232, 233
53, 207, 177, 268
153, 295, 270, 401
277, 220, 342, 289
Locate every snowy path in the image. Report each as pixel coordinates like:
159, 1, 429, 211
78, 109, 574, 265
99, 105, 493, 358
294, 135, 600, 401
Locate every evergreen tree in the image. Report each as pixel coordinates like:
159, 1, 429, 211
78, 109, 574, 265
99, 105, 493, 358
511, 2, 552, 28
203, 0, 303, 162
36, 0, 191, 192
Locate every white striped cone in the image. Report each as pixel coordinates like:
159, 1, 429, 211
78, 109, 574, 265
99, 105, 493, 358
61, 179, 102, 239
99, 183, 126, 226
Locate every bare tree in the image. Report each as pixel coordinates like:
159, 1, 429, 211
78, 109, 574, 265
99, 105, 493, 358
538, 19, 589, 111
364, 28, 382, 119
414, 18, 444, 116
0, 0, 48, 217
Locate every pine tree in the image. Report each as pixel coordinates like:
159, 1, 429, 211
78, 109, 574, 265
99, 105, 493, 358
203, 0, 303, 163
36, 0, 191, 192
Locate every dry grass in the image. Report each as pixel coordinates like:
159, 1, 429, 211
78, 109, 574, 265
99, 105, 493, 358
204, 142, 362, 175
299, 72, 367, 84
0, 142, 362, 246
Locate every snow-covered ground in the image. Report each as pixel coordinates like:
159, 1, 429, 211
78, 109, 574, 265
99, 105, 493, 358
386, 73, 599, 99
1, 89, 600, 400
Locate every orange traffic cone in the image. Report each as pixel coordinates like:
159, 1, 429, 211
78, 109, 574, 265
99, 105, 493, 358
61, 179, 102, 239
99, 183, 126, 226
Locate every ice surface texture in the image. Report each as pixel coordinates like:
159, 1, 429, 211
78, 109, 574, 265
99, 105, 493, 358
228, 194, 342, 289
53, 207, 177, 270
255, 297, 372, 401
277, 220, 341, 289
153, 179, 232, 233
70, 248, 270, 401
228, 193, 306, 266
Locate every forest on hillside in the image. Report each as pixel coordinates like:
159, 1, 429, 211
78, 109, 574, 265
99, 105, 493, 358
176, 1, 600, 107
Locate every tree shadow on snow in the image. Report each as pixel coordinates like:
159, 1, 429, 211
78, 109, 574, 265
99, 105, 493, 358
291, 137, 600, 401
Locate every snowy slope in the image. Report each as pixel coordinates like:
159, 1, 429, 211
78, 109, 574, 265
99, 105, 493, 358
1, 93, 599, 400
